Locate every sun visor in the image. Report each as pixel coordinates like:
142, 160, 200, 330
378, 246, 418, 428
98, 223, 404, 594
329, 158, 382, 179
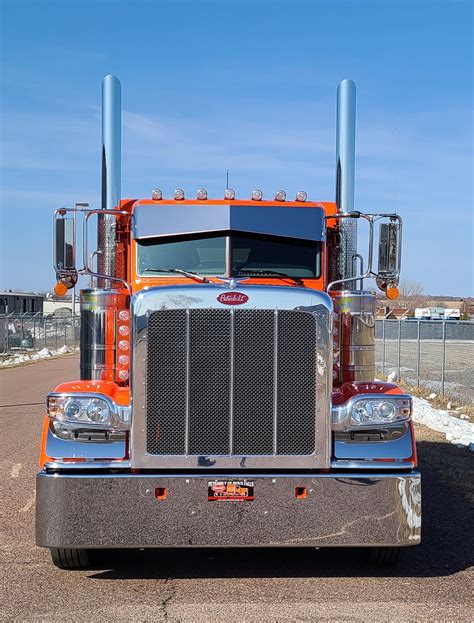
132, 203, 325, 242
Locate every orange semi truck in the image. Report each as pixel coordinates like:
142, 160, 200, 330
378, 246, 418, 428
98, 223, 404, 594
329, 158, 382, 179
36, 76, 420, 568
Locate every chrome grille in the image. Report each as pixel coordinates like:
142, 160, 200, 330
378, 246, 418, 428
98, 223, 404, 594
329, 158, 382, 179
146, 308, 317, 457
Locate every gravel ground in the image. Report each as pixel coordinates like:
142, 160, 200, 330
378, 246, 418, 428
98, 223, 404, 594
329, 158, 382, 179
0, 356, 473, 622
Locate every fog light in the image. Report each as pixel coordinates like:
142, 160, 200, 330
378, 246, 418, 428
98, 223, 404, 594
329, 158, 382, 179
224, 188, 235, 200
196, 188, 208, 200
295, 191, 307, 202
274, 190, 286, 201
152, 188, 163, 200
251, 189, 263, 201
174, 188, 185, 200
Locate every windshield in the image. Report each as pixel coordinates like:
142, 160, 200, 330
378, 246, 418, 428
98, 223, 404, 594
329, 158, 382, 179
137, 232, 321, 278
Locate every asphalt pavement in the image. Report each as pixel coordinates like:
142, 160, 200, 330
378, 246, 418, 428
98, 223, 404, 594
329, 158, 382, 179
0, 355, 472, 622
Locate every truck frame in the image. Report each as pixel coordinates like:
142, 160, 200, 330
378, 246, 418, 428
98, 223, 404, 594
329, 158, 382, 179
36, 76, 421, 569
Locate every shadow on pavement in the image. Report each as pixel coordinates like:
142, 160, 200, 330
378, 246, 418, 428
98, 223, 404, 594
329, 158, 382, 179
86, 448, 473, 580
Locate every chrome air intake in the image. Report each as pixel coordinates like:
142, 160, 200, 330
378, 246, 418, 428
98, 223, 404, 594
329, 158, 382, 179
131, 284, 332, 469
97, 75, 121, 288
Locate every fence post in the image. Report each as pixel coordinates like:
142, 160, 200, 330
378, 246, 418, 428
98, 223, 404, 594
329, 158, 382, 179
397, 320, 401, 381
441, 320, 446, 396
382, 319, 386, 374
416, 320, 421, 387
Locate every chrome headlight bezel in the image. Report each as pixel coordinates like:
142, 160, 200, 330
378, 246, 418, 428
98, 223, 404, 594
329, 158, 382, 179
47, 393, 130, 430
332, 394, 412, 431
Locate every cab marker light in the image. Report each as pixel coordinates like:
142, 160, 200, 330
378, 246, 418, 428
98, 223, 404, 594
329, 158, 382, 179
152, 189, 163, 200
274, 190, 286, 202
224, 188, 236, 200
174, 188, 185, 200
295, 191, 307, 202
251, 189, 263, 201
196, 188, 208, 200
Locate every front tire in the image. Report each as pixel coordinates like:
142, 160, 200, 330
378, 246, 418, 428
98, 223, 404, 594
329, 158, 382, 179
367, 547, 402, 566
50, 548, 91, 569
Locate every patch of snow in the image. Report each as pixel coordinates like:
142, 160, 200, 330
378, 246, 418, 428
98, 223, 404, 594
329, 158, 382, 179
429, 393, 437, 399
1, 345, 75, 367
37, 348, 52, 357
413, 397, 474, 451
387, 370, 398, 382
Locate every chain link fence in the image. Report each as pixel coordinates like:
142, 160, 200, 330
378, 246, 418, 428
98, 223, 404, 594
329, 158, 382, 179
0, 313, 81, 357
376, 319, 474, 404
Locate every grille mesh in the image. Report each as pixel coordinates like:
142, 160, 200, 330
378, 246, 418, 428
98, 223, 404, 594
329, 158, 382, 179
146, 310, 187, 455
277, 311, 316, 454
233, 310, 275, 455
146, 308, 317, 456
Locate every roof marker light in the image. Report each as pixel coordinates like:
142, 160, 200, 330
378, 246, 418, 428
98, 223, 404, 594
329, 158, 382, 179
274, 190, 286, 202
196, 188, 208, 200
251, 189, 263, 201
295, 191, 307, 202
152, 188, 163, 200
174, 188, 185, 201
224, 188, 236, 200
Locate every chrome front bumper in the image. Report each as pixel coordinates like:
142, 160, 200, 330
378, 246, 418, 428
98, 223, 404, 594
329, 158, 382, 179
36, 471, 421, 549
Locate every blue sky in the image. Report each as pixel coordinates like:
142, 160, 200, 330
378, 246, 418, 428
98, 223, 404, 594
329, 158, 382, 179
1, 0, 472, 296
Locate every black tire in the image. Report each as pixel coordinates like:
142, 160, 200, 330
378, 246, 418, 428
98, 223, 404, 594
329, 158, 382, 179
50, 547, 91, 570
367, 547, 402, 566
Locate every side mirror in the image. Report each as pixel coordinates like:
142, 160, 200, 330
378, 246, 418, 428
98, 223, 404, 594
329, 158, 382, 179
377, 222, 400, 283
54, 216, 77, 289
55, 217, 75, 271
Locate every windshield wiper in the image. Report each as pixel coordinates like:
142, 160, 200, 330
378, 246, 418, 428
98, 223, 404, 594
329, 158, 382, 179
234, 268, 304, 286
143, 268, 209, 283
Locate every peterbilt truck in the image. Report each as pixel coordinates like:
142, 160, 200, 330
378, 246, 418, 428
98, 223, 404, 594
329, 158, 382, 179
36, 76, 421, 569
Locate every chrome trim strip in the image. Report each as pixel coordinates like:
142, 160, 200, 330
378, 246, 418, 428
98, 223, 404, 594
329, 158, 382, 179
273, 309, 278, 456
331, 459, 415, 469
185, 309, 191, 457
229, 308, 235, 456
44, 459, 131, 470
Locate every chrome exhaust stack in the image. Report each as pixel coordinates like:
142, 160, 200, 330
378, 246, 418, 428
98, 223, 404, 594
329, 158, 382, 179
97, 74, 121, 288
335, 79, 357, 285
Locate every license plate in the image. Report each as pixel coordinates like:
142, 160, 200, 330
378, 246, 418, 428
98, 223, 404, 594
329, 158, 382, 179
208, 480, 255, 501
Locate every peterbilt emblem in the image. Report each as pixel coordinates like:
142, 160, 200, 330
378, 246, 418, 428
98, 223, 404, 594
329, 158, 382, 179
217, 292, 249, 305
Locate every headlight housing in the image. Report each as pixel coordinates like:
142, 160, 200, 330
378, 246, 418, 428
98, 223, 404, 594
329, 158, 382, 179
332, 394, 412, 430
47, 393, 130, 429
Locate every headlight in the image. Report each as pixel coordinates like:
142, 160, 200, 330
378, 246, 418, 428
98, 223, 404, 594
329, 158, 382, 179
332, 394, 412, 430
47, 393, 129, 429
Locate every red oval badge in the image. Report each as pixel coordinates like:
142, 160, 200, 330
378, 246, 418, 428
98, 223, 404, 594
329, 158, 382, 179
217, 292, 249, 306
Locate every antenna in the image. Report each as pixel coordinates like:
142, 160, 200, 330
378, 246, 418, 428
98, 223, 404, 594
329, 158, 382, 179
226, 169, 229, 190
